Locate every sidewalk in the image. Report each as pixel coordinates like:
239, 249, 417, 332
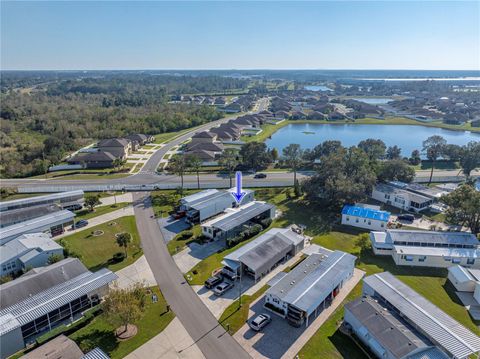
57, 205, 134, 239
100, 193, 133, 206
124, 317, 205, 359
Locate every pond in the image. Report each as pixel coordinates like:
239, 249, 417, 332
304, 85, 332, 92
351, 97, 393, 105
265, 123, 480, 157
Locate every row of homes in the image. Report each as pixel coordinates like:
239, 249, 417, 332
344, 271, 480, 359
66, 134, 154, 169
0, 191, 116, 358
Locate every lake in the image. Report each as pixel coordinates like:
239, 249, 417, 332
351, 97, 393, 105
265, 123, 480, 156
304, 85, 332, 92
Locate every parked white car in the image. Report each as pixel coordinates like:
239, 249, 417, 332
249, 313, 271, 331
213, 281, 233, 296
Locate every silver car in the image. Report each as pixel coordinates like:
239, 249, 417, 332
249, 313, 271, 331
213, 281, 233, 296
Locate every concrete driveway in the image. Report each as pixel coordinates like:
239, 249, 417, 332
158, 217, 191, 243
114, 255, 157, 289
173, 239, 225, 274
234, 268, 365, 359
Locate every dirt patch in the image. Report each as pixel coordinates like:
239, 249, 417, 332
115, 324, 138, 340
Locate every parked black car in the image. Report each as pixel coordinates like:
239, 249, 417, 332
204, 275, 223, 289
254, 173, 267, 179
397, 214, 415, 222
71, 219, 89, 229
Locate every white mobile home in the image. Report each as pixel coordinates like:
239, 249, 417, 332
221, 226, 307, 281
362, 272, 480, 359
448, 265, 480, 292
371, 183, 433, 213
264, 250, 356, 327
0, 191, 84, 213
369, 229, 480, 268
341, 205, 390, 231
180, 189, 254, 223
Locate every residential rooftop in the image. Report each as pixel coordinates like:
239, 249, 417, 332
363, 271, 480, 359
342, 205, 390, 222
0, 232, 62, 263
0, 190, 84, 212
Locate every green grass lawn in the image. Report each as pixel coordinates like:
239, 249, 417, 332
69, 287, 174, 359
167, 224, 202, 255
219, 285, 269, 334
60, 216, 142, 272
74, 203, 130, 221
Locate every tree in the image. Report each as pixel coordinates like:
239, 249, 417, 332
84, 194, 101, 212
459, 141, 480, 180
47, 253, 63, 265
441, 184, 480, 234
355, 233, 371, 253
218, 148, 240, 188
113, 158, 125, 171
169, 154, 187, 190
282, 144, 304, 186
103, 283, 147, 336
116, 232, 132, 258
0, 275, 13, 284
409, 149, 421, 166
186, 154, 202, 189
377, 159, 415, 183
239, 142, 272, 172
422, 135, 446, 184
386, 145, 402, 160
358, 139, 386, 160
303, 145, 376, 208
442, 144, 462, 162
304, 140, 342, 162
270, 148, 279, 162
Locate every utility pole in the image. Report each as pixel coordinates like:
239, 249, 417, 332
42, 150, 48, 179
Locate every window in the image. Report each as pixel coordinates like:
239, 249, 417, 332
381, 223, 384, 228
356, 219, 359, 223
444, 257, 452, 261
368, 221, 371, 225
385, 194, 390, 200
404, 255, 413, 262
346, 217, 349, 221
467, 258, 475, 265
452, 258, 461, 264
418, 256, 426, 262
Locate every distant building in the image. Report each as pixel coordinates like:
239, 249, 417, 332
97, 138, 131, 159
125, 133, 153, 146
359, 272, 480, 359
264, 250, 356, 327
0, 258, 117, 358
222, 226, 307, 281
0, 210, 75, 245
0, 233, 63, 276
180, 189, 254, 224
371, 183, 433, 212
67, 150, 116, 169
0, 204, 63, 228
448, 265, 480, 292
341, 204, 390, 231
201, 201, 275, 240
369, 229, 480, 268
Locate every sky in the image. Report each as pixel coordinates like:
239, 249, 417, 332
1, 1, 479, 70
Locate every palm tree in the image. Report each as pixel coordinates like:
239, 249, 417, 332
282, 144, 304, 186
116, 232, 132, 258
422, 135, 446, 184
218, 148, 240, 188
187, 154, 203, 189
169, 154, 187, 190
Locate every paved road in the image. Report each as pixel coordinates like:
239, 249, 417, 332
132, 192, 250, 359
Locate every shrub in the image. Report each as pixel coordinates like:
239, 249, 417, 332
181, 231, 193, 240
260, 218, 272, 229
112, 252, 126, 263
471, 119, 480, 128
250, 224, 263, 236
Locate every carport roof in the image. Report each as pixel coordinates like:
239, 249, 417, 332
268, 251, 356, 313
210, 202, 274, 232
238, 235, 292, 272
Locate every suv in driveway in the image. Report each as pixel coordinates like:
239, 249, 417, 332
397, 214, 415, 222
249, 313, 271, 331
71, 219, 88, 229
204, 275, 223, 289
213, 281, 233, 296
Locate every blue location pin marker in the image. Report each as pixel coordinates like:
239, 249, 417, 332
231, 171, 246, 204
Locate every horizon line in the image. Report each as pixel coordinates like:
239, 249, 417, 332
2, 68, 480, 72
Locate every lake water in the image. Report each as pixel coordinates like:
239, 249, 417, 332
304, 85, 332, 92
265, 123, 480, 156
351, 97, 393, 105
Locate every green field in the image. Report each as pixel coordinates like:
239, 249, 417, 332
69, 287, 174, 359
60, 216, 142, 272
74, 203, 130, 221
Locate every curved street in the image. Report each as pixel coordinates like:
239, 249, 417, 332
132, 192, 250, 359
